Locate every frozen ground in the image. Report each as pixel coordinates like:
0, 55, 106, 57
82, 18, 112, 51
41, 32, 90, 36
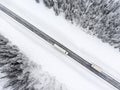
0, 0, 120, 90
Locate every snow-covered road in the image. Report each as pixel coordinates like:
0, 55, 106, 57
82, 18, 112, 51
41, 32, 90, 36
0, 0, 120, 90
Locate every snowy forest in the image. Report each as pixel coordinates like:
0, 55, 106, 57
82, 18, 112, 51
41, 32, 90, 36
36, 0, 120, 51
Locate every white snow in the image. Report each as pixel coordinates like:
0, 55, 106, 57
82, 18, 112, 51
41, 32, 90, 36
0, 0, 120, 90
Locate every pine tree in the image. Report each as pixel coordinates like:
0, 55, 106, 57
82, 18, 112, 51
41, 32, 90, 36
43, 0, 54, 8
35, 0, 40, 3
